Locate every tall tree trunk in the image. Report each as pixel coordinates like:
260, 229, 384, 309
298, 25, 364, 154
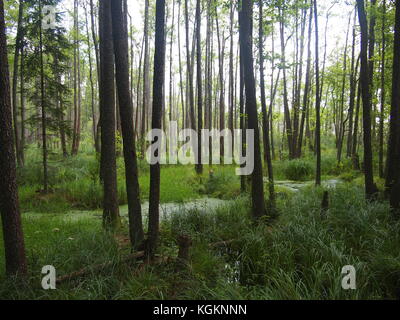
39, 0, 48, 193
228, 1, 235, 153
177, 1, 186, 132
357, 0, 376, 200
72, 0, 81, 156
0, 0, 27, 277
298, 1, 313, 157
99, 0, 120, 230
20, 44, 25, 163
147, 0, 166, 259
258, 0, 275, 209
85, 1, 98, 153
141, 0, 150, 156
386, 0, 400, 210
184, 0, 196, 131
111, 0, 144, 248
239, 0, 266, 219
215, 11, 225, 161
279, 6, 294, 159
313, 0, 321, 186
12, 0, 24, 167
195, 0, 203, 174
337, 14, 351, 163
352, 80, 361, 169
347, 10, 358, 158
379, 0, 386, 179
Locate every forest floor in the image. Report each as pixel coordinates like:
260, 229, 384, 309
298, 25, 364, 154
1, 148, 399, 300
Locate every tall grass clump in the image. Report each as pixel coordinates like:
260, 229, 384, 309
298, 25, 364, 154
283, 159, 313, 181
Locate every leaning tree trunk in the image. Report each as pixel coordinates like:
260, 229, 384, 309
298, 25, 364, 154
0, 0, 27, 277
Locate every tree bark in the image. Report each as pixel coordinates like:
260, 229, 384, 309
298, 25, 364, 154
111, 0, 144, 248
386, 0, 400, 210
99, 0, 121, 230
147, 0, 166, 258
357, 0, 376, 200
239, 0, 266, 219
314, 0, 321, 186
195, 0, 203, 174
0, 0, 27, 277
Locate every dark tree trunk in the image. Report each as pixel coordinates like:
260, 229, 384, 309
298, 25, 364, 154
279, 6, 294, 159
84, 1, 98, 153
386, 0, 400, 211
347, 10, 359, 159
259, 0, 275, 208
298, 1, 313, 157
184, 0, 196, 131
111, 0, 144, 248
314, 0, 322, 186
141, 0, 150, 156
379, 0, 386, 179
39, 0, 48, 193
195, 0, 203, 174
239, 0, 266, 219
147, 0, 166, 258
12, 0, 24, 167
357, 0, 376, 200
0, 0, 27, 277
20, 45, 25, 164
215, 11, 225, 161
99, 0, 120, 230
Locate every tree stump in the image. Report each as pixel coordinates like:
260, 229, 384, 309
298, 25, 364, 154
177, 235, 192, 265
321, 191, 329, 219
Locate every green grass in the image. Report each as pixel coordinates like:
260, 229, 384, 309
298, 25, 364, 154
17, 151, 241, 213
2, 183, 398, 300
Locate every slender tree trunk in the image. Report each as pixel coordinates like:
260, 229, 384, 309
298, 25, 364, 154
216, 11, 225, 162
84, 2, 98, 152
12, 0, 24, 167
386, 0, 400, 210
147, 0, 166, 259
99, 0, 120, 230
195, 0, 203, 174
20, 44, 25, 163
229, 1, 235, 153
184, 0, 196, 131
259, 0, 275, 209
347, 10, 358, 158
111, 0, 144, 248
141, 0, 150, 156
239, 0, 266, 219
337, 14, 351, 163
279, 7, 294, 159
357, 0, 376, 200
379, 0, 386, 179
314, 0, 321, 186
39, 0, 48, 193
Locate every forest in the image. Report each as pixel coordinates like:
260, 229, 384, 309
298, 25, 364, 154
0, 0, 399, 301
